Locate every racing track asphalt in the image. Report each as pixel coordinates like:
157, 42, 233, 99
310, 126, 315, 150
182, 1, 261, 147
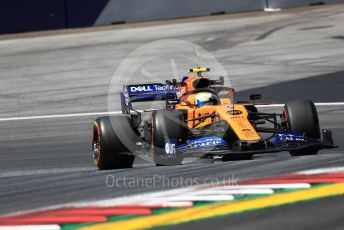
0, 4, 343, 229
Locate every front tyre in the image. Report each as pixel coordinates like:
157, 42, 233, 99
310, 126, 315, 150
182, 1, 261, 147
151, 110, 186, 166
283, 100, 320, 156
92, 116, 136, 170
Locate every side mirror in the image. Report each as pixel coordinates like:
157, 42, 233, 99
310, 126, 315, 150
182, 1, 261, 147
249, 94, 261, 101
166, 99, 179, 109
167, 99, 179, 105
210, 76, 224, 86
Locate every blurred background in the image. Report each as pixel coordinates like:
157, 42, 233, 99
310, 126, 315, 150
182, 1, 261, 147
1, 0, 344, 35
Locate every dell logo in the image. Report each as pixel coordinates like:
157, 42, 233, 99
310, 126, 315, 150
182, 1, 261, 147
130, 86, 153, 92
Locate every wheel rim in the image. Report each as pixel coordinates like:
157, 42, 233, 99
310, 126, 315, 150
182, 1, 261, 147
92, 141, 100, 162
92, 122, 101, 165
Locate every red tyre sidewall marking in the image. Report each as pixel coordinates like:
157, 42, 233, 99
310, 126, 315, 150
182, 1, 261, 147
283, 107, 289, 130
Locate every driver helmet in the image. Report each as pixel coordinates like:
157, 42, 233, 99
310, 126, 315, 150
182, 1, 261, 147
195, 92, 214, 107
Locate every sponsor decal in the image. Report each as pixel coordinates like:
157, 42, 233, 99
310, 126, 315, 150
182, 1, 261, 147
237, 121, 246, 129
227, 110, 243, 115
183, 136, 227, 149
165, 140, 177, 155
273, 132, 308, 145
243, 130, 257, 138
128, 84, 179, 94
155, 85, 178, 91
129, 85, 154, 93
278, 133, 306, 142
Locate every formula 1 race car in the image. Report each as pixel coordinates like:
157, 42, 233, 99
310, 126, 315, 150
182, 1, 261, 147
92, 68, 336, 169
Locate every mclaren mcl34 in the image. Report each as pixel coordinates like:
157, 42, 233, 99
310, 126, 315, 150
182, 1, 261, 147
92, 68, 336, 169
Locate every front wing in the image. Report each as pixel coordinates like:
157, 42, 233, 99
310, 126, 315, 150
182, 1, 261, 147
172, 130, 337, 157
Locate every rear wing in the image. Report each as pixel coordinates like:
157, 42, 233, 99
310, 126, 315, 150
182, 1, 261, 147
124, 83, 179, 102
121, 83, 179, 114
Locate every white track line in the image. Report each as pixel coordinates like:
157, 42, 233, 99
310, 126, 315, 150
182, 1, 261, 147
137, 201, 193, 208
314, 102, 344, 106
256, 102, 344, 108
191, 189, 274, 195
149, 195, 235, 201
264, 8, 282, 12
209, 183, 311, 189
0, 225, 60, 230
0, 102, 343, 122
0, 167, 92, 178
0, 111, 122, 122
298, 167, 344, 175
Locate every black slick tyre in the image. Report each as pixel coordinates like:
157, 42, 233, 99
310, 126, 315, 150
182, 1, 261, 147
92, 116, 136, 170
283, 100, 320, 156
151, 110, 186, 166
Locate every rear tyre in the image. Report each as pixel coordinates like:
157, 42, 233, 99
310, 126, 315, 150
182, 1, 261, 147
151, 110, 186, 166
283, 100, 320, 156
92, 116, 136, 170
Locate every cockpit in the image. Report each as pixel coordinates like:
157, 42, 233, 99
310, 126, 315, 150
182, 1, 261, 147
178, 87, 234, 108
